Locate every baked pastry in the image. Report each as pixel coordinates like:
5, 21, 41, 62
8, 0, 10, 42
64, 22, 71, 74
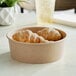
12, 30, 49, 43
37, 27, 62, 41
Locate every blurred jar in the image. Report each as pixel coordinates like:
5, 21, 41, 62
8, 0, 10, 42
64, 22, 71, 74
35, 0, 56, 25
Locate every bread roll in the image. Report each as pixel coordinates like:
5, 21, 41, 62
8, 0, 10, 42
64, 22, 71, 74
12, 30, 49, 43
37, 28, 62, 41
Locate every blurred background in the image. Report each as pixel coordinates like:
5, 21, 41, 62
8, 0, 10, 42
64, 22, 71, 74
55, 0, 76, 10
18, 0, 76, 12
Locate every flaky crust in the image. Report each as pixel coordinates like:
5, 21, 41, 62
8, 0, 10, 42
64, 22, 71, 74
37, 28, 62, 41
12, 30, 49, 43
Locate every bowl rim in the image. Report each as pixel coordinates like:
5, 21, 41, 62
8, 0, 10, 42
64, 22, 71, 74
6, 26, 67, 45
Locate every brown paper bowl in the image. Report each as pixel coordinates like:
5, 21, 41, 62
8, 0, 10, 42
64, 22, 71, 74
7, 26, 66, 64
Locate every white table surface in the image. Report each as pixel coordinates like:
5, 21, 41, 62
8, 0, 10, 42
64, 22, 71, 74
0, 11, 76, 76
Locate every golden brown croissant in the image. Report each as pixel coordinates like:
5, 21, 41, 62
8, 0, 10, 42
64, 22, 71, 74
12, 30, 49, 43
37, 28, 62, 41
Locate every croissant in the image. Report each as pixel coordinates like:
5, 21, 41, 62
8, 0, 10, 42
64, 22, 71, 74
12, 30, 49, 43
37, 28, 62, 41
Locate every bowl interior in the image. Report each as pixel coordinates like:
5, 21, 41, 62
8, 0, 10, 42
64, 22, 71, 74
7, 27, 66, 42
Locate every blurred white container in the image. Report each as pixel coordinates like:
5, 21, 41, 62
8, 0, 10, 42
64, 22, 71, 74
0, 7, 15, 26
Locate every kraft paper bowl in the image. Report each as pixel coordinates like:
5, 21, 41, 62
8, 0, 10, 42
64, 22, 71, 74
7, 26, 66, 64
